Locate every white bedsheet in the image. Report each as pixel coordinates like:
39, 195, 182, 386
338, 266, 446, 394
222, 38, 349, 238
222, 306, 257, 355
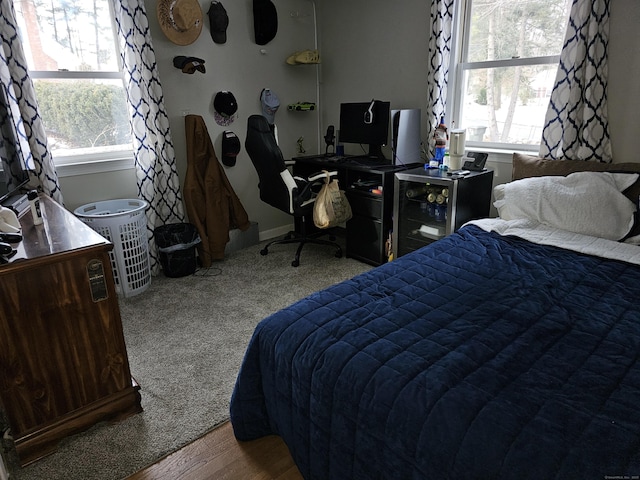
468, 218, 640, 266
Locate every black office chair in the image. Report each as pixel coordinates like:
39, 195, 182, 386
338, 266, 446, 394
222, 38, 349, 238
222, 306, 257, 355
245, 114, 343, 267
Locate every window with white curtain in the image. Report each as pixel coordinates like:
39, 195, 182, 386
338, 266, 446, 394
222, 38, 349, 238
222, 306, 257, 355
12, 0, 132, 171
449, 0, 572, 150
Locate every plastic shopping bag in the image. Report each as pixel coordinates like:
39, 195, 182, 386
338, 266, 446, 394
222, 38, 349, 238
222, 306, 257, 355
313, 171, 352, 229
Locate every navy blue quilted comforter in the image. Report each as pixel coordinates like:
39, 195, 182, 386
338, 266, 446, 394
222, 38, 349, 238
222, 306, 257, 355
230, 226, 640, 479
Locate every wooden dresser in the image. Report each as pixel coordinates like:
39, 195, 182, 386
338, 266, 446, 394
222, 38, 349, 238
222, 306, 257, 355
0, 195, 142, 466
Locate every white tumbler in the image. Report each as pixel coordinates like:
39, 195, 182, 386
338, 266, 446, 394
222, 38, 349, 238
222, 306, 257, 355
449, 129, 466, 170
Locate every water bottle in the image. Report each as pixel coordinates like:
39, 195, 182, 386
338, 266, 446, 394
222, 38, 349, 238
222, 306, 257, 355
433, 116, 448, 166
28, 190, 43, 225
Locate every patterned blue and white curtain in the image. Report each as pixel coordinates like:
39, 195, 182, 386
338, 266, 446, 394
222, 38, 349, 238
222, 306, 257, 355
0, 2, 62, 203
540, 0, 611, 163
426, 0, 454, 155
112, 0, 186, 274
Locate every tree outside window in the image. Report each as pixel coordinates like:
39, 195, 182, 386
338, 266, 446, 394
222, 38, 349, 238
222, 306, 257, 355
452, 0, 572, 148
13, 0, 131, 163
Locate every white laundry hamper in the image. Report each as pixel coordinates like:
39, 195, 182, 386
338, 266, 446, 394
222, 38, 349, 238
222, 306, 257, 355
74, 199, 151, 297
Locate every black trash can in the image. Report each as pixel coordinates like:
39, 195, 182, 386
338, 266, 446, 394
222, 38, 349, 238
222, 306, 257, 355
154, 223, 201, 278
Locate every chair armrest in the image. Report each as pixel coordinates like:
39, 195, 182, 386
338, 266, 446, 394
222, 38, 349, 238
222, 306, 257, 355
307, 171, 338, 182
286, 170, 339, 213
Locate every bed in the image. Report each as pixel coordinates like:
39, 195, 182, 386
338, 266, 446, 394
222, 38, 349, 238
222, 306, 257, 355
230, 154, 640, 479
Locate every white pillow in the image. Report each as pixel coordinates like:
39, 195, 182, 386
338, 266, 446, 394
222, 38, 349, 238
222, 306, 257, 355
493, 172, 638, 241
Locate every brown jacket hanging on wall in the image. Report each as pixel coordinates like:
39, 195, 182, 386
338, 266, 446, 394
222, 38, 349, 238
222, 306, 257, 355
183, 114, 250, 267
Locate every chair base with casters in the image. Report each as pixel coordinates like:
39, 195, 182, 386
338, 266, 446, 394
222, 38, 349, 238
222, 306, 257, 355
260, 215, 342, 267
245, 113, 347, 267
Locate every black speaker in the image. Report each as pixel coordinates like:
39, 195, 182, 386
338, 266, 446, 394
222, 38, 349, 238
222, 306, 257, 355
391, 109, 421, 166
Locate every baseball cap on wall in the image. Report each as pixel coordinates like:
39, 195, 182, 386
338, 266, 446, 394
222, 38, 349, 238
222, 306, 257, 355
172, 56, 206, 74
157, 0, 203, 46
213, 91, 238, 126
253, 0, 277, 46
208, 1, 229, 44
260, 88, 280, 125
221, 131, 241, 166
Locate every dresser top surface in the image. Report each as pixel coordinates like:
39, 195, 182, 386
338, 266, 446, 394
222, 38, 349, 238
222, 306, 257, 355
2, 195, 110, 267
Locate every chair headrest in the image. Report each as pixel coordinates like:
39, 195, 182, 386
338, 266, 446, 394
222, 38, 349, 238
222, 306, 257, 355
247, 114, 273, 134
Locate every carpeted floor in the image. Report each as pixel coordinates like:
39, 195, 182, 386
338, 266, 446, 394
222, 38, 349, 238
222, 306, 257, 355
1, 237, 372, 480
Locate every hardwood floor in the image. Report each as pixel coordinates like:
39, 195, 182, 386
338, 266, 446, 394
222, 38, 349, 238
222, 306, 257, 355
126, 421, 303, 480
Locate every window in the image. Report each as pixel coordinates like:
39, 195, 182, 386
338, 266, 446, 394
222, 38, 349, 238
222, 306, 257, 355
13, 0, 132, 169
450, 0, 571, 150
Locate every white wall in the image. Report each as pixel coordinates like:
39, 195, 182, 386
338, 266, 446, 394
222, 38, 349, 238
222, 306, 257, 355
607, 0, 640, 162
60, 168, 138, 213
61, 0, 640, 229
317, 0, 430, 158
62, 0, 322, 235
148, 0, 324, 235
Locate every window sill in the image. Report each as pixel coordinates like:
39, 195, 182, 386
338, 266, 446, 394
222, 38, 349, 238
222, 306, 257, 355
465, 145, 538, 164
55, 155, 134, 178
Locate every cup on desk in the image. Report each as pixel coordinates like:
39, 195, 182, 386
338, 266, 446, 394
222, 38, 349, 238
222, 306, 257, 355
449, 129, 466, 170
336, 145, 345, 156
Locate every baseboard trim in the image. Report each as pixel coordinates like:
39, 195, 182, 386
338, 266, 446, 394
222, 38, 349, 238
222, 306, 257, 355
259, 224, 294, 242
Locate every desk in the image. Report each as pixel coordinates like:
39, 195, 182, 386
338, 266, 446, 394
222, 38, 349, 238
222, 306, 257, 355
293, 155, 420, 266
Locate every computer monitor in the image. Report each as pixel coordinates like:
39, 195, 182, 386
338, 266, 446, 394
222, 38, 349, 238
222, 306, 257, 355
338, 100, 391, 161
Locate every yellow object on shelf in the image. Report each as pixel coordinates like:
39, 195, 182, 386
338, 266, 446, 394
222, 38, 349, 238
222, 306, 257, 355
286, 49, 320, 65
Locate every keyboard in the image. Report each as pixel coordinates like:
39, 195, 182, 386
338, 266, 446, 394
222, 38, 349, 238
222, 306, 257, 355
345, 156, 393, 168
325, 155, 349, 162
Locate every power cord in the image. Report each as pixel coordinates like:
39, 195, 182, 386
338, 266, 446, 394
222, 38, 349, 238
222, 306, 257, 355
192, 266, 222, 277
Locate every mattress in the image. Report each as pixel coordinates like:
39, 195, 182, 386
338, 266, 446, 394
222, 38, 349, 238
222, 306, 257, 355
230, 225, 640, 479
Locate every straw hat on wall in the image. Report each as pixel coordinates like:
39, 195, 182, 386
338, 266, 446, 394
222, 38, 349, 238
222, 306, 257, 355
157, 0, 203, 46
